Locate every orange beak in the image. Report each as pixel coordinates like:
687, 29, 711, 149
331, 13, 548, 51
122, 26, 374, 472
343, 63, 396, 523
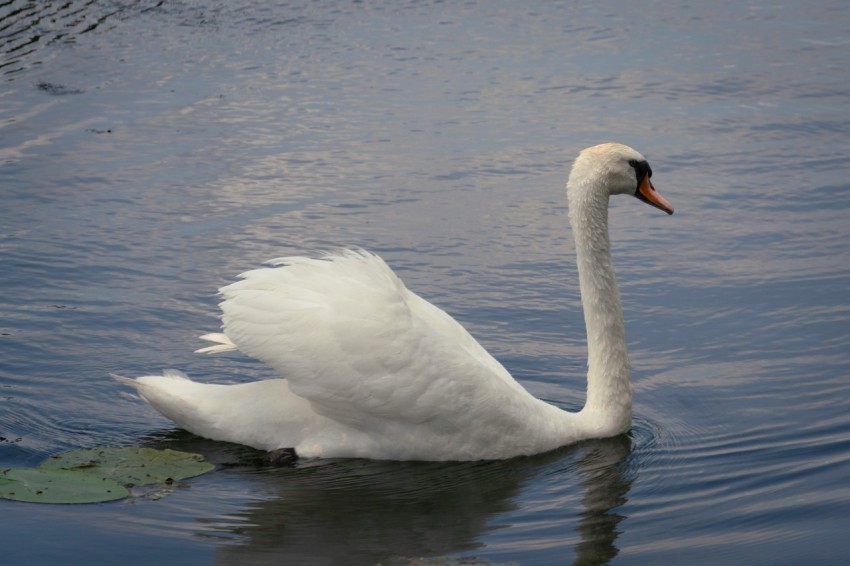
636, 175, 674, 215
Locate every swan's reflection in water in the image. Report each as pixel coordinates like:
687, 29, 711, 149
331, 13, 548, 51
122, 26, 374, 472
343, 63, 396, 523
573, 437, 632, 565
154, 434, 633, 565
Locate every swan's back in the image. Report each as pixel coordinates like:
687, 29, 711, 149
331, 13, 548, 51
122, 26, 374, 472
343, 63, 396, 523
214, 250, 564, 459
221, 250, 519, 394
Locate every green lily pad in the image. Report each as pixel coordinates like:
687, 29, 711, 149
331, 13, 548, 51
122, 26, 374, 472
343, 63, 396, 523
0, 447, 214, 504
0, 467, 129, 504
40, 447, 214, 487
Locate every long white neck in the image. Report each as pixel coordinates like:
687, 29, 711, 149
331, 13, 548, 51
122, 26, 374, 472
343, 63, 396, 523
567, 179, 632, 434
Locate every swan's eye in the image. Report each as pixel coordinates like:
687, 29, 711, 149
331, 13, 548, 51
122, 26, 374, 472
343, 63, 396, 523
629, 158, 652, 177
628, 159, 652, 186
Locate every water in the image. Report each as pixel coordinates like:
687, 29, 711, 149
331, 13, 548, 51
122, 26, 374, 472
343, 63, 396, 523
2, 0, 849, 563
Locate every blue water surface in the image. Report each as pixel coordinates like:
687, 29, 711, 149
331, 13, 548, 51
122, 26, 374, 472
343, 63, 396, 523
2, 1, 850, 564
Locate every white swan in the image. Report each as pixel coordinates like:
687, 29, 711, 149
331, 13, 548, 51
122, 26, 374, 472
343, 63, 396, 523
114, 142, 673, 462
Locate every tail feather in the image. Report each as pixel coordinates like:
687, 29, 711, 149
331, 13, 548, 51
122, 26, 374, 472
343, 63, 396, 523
111, 369, 304, 451
111, 370, 211, 435
111, 369, 190, 388
195, 333, 239, 354
110, 373, 139, 388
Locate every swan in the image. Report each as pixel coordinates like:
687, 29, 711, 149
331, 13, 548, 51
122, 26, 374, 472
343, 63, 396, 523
113, 142, 673, 462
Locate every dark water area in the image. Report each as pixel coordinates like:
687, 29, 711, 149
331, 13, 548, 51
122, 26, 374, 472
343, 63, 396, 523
2, 1, 850, 564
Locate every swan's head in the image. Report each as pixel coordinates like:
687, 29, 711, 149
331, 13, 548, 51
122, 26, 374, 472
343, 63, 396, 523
568, 143, 674, 215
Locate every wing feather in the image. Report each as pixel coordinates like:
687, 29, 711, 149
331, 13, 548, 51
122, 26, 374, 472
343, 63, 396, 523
216, 250, 529, 432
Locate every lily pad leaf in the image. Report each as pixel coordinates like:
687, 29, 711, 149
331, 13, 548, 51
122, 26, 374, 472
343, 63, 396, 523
40, 447, 214, 487
0, 467, 129, 504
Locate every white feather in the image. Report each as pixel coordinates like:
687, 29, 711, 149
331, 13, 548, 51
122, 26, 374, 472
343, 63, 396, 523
195, 333, 238, 354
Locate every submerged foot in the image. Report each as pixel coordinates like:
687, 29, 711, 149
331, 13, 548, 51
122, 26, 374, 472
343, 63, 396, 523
267, 447, 298, 466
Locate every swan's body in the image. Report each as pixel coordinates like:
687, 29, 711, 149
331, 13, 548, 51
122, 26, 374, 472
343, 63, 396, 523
115, 143, 673, 461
